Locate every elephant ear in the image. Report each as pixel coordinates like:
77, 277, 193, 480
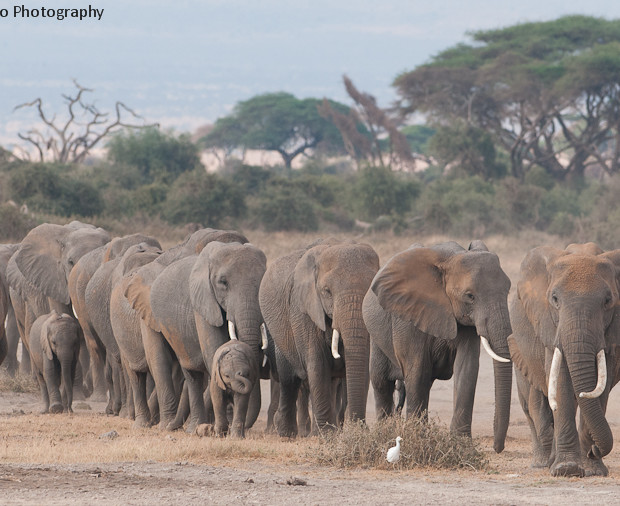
124, 266, 163, 333
15, 224, 71, 305
41, 311, 58, 361
516, 246, 564, 341
468, 240, 489, 252
189, 242, 225, 328
292, 245, 329, 332
212, 344, 230, 390
599, 249, 620, 346
371, 247, 457, 340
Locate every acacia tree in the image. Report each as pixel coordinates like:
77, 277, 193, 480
203, 92, 349, 169
394, 16, 620, 181
13, 79, 155, 163
318, 75, 415, 171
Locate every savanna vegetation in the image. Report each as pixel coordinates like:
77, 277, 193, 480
2, 15, 620, 250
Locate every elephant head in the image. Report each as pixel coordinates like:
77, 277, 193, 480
293, 240, 380, 421
212, 340, 259, 395
371, 241, 512, 452
14, 222, 110, 305
515, 243, 620, 461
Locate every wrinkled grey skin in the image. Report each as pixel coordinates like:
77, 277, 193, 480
259, 239, 380, 437
363, 241, 512, 454
9, 222, 110, 397
29, 311, 81, 414
125, 229, 251, 431
509, 242, 620, 478
133, 240, 266, 434
210, 340, 260, 438
70, 234, 162, 405
0, 244, 19, 373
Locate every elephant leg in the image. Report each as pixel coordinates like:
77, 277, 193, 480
182, 368, 207, 434
550, 359, 582, 477
119, 363, 135, 420
147, 384, 159, 426
515, 369, 552, 468
297, 381, 311, 437
403, 353, 433, 420
19, 343, 31, 376
450, 332, 480, 437
2, 307, 19, 377
0, 331, 6, 370
306, 358, 335, 433
275, 368, 302, 438
243, 380, 261, 430
126, 367, 151, 429
266, 377, 279, 433
108, 358, 123, 416
36, 370, 50, 414
43, 359, 63, 414
203, 381, 215, 425
370, 341, 397, 418
72, 340, 88, 401
332, 378, 347, 427
167, 381, 189, 431
211, 383, 229, 436
83, 330, 107, 402
578, 393, 610, 477
231, 391, 250, 438
142, 324, 178, 430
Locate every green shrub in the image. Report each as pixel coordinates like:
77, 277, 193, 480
255, 185, 318, 232
163, 169, 246, 227
0, 203, 39, 241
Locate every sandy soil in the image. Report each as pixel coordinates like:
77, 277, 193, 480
2, 356, 620, 505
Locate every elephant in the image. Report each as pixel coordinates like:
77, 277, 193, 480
10, 221, 110, 396
362, 241, 513, 454
126, 237, 266, 433
0, 244, 19, 372
210, 340, 260, 438
29, 310, 81, 413
259, 238, 380, 437
70, 234, 163, 404
509, 242, 620, 477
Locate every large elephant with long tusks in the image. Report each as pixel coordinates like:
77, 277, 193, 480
259, 238, 380, 437
363, 241, 513, 454
509, 242, 620, 477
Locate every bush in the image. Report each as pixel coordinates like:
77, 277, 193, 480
162, 169, 246, 227
315, 416, 487, 470
255, 184, 318, 232
0, 203, 39, 241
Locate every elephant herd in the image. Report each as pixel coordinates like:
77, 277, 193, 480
1, 221, 619, 478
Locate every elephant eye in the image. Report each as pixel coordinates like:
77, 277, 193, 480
604, 293, 613, 309
218, 277, 228, 288
322, 287, 332, 298
464, 292, 475, 302
551, 293, 560, 308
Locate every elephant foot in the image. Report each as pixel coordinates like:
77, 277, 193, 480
583, 458, 608, 477
185, 418, 203, 434
39, 407, 49, 415
132, 416, 152, 429
73, 388, 86, 402
214, 424, 229, 437
531, 449, 552, 469
166, 418, 184, 431
551, 460, 585, 478
49, 403, 64, 414
195, 424, 214, 437
275, 412, 298, 438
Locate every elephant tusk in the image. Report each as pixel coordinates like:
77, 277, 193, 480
228, 320, 238, 340
331, 329, 341, 359
579, 350, 607, 399
262, 354, 268, 367
548, 347, 562, 412
480, 336, 510, 363
260, 323, 268, 350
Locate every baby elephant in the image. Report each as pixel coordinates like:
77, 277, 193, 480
210, 340, 259, 438
29, 311, 81, 414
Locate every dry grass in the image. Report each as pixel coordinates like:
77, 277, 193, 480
315, 416, 487, 471
0, 371, 38, 393
0, 409, 316, 465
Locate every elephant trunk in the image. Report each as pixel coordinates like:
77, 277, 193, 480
335, 293, 369, 422
561, 316, 613, 458
232, 373, 253, 395
477, 302, 512, 453
61, 356, 76, 411
229, 304, 263, 427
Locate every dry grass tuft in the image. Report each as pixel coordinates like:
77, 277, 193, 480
315, 416, 488, 471
0, 371, 38, 393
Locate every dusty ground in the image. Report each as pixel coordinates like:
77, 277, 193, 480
3, 231, 620, 504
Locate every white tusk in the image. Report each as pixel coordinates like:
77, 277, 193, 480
548, 347, 562, 412
228, 320, 238, 340
260, 323, 268, 350
262, 354, 268, 367
579, 350, 607, 399
480, 336, 510, 363
331, 329, 341, 359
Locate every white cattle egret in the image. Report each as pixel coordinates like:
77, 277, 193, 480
386, 436, 402, 464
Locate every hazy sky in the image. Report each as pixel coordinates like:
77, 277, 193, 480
2, 0, 620, 148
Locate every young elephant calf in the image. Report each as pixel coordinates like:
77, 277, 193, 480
210, 340, 259, 438
29, 310, 81, 414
